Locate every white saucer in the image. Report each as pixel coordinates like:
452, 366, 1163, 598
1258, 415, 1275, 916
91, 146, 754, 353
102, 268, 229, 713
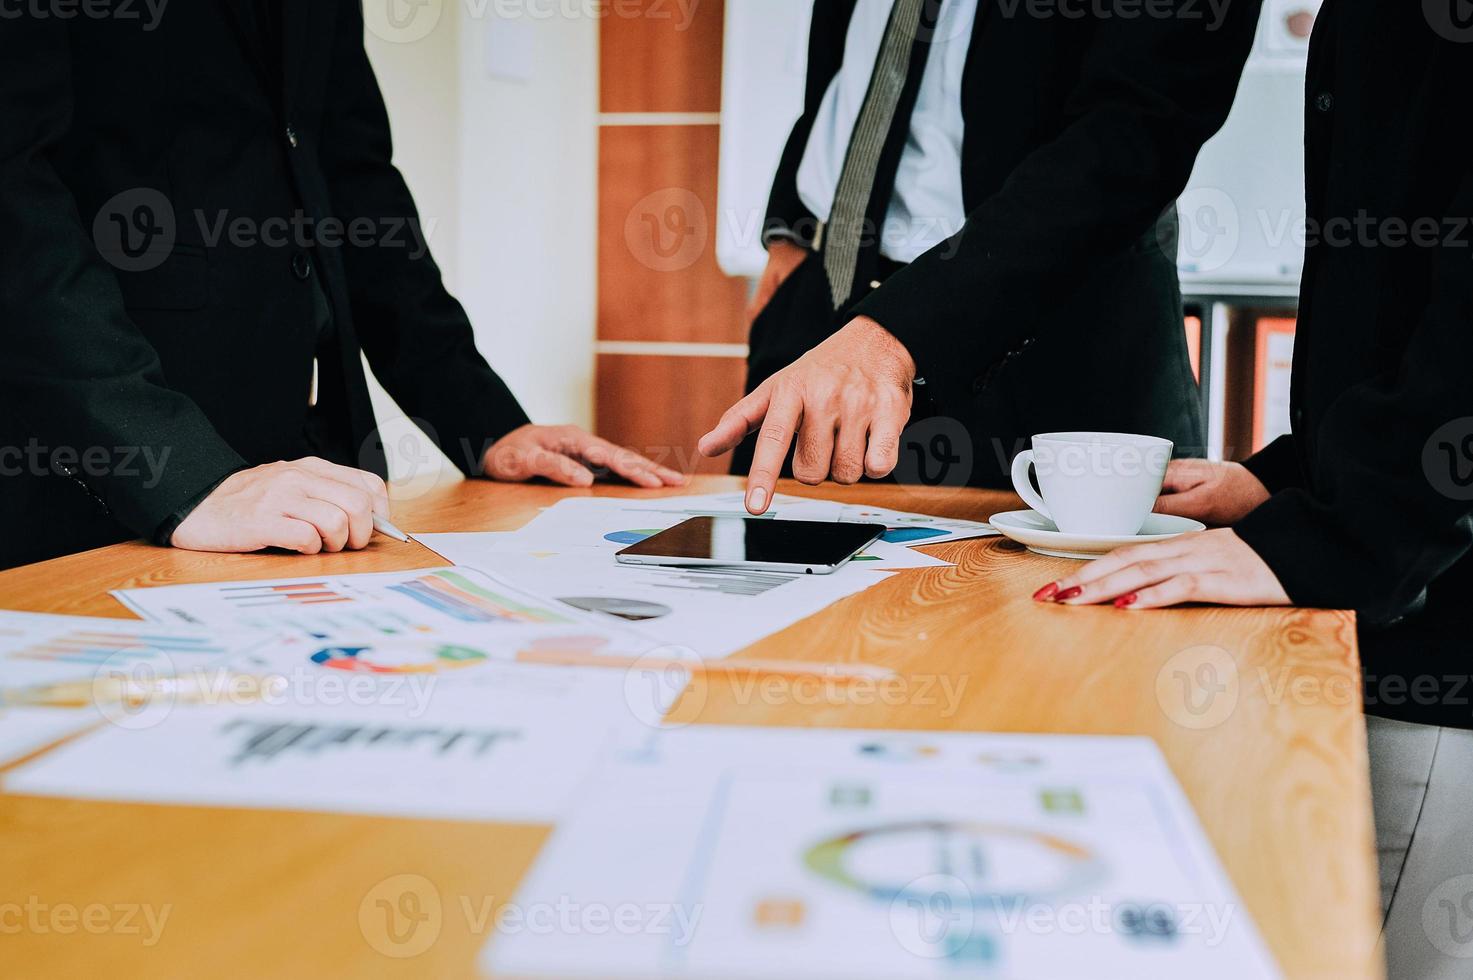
989, 510, 1206, 560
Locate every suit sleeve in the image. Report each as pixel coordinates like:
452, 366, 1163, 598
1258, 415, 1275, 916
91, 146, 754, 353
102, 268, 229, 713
854, 1, 1262, 393
1241, 434, 1304, 495
0, 18, 246, 541
317, 1, 529, 477
1234, 163, 1473, 624
763, 0, 858, 248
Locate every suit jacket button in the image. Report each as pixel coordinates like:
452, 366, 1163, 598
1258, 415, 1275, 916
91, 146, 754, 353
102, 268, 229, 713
1314, 92, 1334, 112
292, 251, 313, 281
286, 125, 300, 148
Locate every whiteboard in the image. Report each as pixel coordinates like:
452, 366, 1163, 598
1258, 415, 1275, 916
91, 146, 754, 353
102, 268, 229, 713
716, 0, 1317, 288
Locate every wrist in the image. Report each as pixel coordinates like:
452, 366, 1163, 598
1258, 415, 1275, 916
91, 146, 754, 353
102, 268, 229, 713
481, 423, 532, 477
1231, 462, 1272, 505
768, 239, 807, 259
847, 316, 917, 382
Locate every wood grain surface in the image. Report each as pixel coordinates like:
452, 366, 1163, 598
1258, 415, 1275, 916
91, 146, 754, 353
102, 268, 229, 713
0, 476, 1382, 979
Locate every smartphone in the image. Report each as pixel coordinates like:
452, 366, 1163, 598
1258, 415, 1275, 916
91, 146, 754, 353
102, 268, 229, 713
614, 516, 886, 575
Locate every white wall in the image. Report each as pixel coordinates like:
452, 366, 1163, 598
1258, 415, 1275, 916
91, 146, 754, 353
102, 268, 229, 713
455, 6, 599, 429
360, 3, 598, 484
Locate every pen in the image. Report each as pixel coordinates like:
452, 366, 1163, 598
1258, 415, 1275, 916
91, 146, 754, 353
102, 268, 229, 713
514, 650, 895, 682
373, 514, 412, 543
6, 673, 277, 709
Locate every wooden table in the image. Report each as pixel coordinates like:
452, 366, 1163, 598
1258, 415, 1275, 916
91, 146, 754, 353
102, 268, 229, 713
0, 476, 1381, 979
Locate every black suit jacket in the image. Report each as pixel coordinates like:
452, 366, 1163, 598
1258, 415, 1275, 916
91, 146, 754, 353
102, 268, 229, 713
0, 1, 529, 570
765, 0, 1262, 418
1234, 0, 1473, 729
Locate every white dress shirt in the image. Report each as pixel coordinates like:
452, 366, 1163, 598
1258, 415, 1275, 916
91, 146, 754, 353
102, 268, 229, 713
796, 0, 978, 265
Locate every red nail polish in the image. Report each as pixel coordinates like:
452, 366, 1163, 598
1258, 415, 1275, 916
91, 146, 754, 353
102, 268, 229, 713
1056, 586, 1083, 601
1033, 582, 1059, 602
1115, 593, 1139, 608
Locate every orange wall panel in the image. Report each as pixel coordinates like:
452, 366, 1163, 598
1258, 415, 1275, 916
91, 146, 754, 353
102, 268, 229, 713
600, 0, 726, 114
595, 354, 746, 475
598, 125, 748, 344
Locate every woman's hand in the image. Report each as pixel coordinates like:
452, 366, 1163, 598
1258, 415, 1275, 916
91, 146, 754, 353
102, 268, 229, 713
1153, 459, 1270, 526
1033, 528, 1290, 610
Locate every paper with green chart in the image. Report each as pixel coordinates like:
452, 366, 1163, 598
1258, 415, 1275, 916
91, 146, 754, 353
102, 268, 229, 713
484, 727, 1280, 979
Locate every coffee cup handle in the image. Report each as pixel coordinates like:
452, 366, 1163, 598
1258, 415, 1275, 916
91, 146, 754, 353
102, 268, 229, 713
1010, 450, 1052, 520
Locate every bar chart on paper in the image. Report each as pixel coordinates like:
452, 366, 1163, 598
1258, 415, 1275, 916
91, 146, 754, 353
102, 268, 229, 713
5, 627, 228, 667
114, 568, 581, 639
384, 569, 569, 624
0, 610, 253, 692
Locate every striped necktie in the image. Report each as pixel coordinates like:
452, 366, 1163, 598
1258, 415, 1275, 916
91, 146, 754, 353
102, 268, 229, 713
823, 0, 929, 310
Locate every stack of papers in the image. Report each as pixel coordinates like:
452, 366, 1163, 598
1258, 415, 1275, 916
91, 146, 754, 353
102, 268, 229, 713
415, 492, 981, 659
0, 602, 674, 819
0, 497, 1279, 977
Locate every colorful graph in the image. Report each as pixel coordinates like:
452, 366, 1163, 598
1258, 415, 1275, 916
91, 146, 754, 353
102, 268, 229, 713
8, 629, 226, 666
236, 607, 432, 640
385, 571, 571, 625
856, 742, 1047, 771
858, 741, 943, 761
802, 819, 1104, 905
603, 529, 662, 545
308, 643, 490, 675
219, 582, 352, 607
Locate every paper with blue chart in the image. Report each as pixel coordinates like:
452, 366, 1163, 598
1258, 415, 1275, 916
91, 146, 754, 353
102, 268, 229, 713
4, 663, 658, 822
485, 728, 1279, 979
415, 493, 966, 659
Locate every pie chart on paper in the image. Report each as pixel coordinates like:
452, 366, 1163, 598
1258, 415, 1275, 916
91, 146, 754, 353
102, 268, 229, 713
558, 597, 673, 621
603, 529, 662, 545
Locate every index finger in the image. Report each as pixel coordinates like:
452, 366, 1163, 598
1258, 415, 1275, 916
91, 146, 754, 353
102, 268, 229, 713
293, 457, 390, 517
745, 386, 803, 514
698, 383, 773, 457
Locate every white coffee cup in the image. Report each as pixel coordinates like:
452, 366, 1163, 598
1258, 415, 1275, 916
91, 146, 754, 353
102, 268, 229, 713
1010, 432, 1173, 536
